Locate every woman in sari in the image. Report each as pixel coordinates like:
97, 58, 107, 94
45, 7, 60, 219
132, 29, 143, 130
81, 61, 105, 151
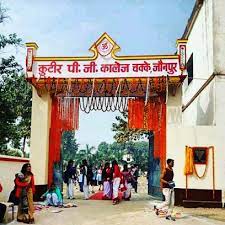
15, 163, 35, 224
102, 162, 112, 200
111, 160, 121, 205
121, 164, 133, 201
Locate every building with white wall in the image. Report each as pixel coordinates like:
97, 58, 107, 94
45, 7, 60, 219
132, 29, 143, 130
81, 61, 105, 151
167, 0, 225, 207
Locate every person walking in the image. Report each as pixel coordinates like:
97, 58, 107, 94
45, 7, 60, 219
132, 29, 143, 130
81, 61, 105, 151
102, 162, 112, 200
111, 160, 121, 205
64, 160, 76, 200
154, 159, 175, 221
82, 159, 92, 200
131, 164, 139, 193
121, 164, 133, 201
78, 165, 84, 192
96, 166, 103, 191
91, 166, 97, 193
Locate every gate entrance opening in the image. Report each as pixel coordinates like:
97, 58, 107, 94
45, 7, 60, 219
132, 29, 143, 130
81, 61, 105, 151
25, 33, 187, 198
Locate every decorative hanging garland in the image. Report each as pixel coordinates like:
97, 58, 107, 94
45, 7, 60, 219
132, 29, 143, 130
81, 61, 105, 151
79, 96, 128, 113
77, 78, 128, 113
193, 148, 209, 179
184, 146, 215, 199
58, 96, 79, 130
193, 163, 208, 179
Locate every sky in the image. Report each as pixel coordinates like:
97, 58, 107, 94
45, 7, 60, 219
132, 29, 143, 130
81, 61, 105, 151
1, 0, 195, 150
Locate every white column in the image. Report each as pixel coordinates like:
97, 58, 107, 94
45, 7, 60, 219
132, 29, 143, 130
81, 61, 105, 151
30, 88, 51, 185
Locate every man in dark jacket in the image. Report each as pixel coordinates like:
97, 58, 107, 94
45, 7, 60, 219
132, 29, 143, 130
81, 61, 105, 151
64, 160, 77, 199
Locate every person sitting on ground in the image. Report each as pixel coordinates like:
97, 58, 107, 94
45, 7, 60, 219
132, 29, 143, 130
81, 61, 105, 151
41, 183, 63, 207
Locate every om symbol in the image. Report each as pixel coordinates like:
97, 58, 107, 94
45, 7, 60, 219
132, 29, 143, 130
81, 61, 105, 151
97, 38, 113, 56
101, 42, 108, 50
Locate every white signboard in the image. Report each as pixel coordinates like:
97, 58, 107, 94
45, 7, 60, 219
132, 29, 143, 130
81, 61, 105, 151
34, 59, 180, 79
26, 33, 187, 79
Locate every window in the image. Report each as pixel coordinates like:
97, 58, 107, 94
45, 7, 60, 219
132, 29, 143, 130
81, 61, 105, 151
187, 53, 193, 85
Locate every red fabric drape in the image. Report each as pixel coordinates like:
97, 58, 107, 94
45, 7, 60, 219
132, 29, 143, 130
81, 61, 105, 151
48, 97, 79, 186
159, 99, 166, 170
128, 98, 144, 129
127, 96, 167, 170
48, 97, 62, 186
150, 97, 166, 169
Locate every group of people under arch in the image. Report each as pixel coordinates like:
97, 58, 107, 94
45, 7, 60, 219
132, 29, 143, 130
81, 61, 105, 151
63, 159, 139, 205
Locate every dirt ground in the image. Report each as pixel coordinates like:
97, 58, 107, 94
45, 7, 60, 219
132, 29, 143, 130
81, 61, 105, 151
6, 177, 225, 225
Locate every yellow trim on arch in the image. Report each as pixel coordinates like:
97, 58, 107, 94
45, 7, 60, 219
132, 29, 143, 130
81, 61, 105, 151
34, 55, 97, 62
89, 32, 119, 51
26, 42, 39, 50
34, 54, 179, 62
29, 33, 182, 62
34, 45, 99, 61
176, 39, 188, 46
112, 54, 179, 60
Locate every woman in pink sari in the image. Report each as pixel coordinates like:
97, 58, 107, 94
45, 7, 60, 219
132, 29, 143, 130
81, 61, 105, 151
102, 162, 112, 200
121, 164, 133, 201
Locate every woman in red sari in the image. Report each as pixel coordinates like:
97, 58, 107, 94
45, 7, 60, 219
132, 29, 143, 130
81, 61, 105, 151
112, 160, 121, 205
15, 163, 35, 224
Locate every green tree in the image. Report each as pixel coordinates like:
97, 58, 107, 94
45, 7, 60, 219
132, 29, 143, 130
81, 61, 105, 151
125, 141, 148, 171
0, 2, 32, 156
112, 111, 149, 143
97, 142, 109, 161
75, 144, 95, 166
112, 111, 151, 171
62, 131, 79, 161
109, 142, 125, 163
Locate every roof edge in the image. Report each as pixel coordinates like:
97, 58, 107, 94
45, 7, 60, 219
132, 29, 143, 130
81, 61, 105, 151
182, 0, 204, 39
